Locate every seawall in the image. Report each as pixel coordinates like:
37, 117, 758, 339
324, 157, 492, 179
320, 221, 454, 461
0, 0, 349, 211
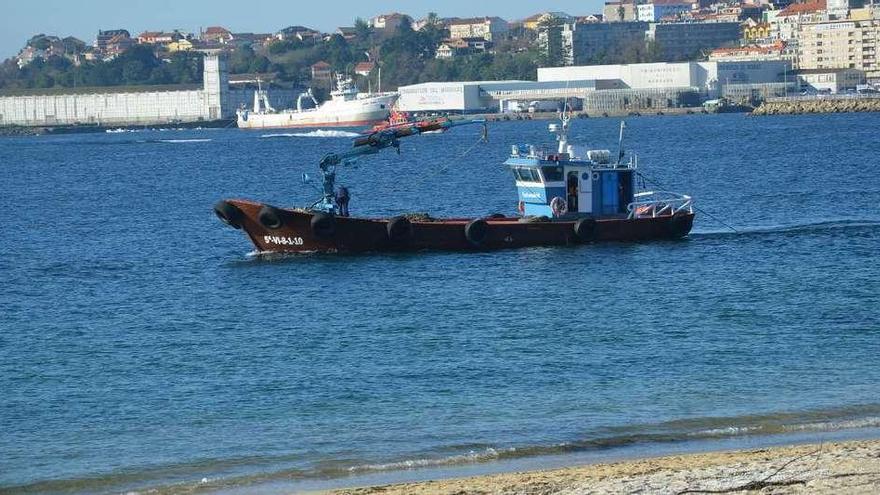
753, 95, 880, 116
0, 118, 235, 137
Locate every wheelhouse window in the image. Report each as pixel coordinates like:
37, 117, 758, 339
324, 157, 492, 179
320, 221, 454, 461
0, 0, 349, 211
513, 166, 542, 183
541, 166, 564, 182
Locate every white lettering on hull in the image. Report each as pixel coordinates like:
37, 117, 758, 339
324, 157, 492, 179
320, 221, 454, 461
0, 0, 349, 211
264, 235, 304, 246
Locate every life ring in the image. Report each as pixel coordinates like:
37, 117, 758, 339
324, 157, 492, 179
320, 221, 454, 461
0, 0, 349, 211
386, 216, 413, 243
464, 219, 489, 247
310, 211, 336, 238
214, 200, 243, 229
258, 205, 284, 230
517, 201, 525, 215
550, 196, 567, 218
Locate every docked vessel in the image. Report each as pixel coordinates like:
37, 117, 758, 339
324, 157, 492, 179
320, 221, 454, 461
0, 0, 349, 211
215, 113, 695, 253
236, 75, 398, 129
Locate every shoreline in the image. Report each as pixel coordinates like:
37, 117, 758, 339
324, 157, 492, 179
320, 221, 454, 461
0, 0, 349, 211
326, 439, 880, 495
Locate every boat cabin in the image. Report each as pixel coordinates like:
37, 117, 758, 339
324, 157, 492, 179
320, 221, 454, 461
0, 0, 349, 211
505, 145, 635, 218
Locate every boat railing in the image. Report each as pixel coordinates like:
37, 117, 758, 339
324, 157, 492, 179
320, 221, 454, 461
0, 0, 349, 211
627, 191, 693, 219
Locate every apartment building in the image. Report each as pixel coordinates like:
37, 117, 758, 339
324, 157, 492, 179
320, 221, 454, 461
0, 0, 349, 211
798, 19, 880, 80
647, 22, 742, 61
561, 21, 649, 65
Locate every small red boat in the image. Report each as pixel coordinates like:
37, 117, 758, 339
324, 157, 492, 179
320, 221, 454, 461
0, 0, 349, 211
367, 111, 453, 135
215, 115, 695, 254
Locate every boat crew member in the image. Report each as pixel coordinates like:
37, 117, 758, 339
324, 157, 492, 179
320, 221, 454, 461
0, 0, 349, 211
336, 186, 350, 217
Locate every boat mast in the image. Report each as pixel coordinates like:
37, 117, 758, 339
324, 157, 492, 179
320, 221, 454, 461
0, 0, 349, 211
551, 101, 571, 154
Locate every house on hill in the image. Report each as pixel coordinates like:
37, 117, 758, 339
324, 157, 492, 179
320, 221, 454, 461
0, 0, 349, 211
370, 13, 413, 33
202, 26, 234, 44
277, 25, 322, 42
311, 61, 332, 86
448, 17, 509, 41
354, 61, 375, 76
522, 12, 574, 30
336, 27, 357, 40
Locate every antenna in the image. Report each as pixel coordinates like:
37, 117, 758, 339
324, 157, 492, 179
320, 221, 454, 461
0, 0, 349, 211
617, 121, 626, 165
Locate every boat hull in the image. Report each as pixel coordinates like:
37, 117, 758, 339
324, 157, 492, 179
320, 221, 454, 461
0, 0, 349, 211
216, 199, 695, 254
237, 94, 398, 129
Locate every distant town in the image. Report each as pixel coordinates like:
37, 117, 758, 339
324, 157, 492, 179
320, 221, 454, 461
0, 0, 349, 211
1, 1, 879, 129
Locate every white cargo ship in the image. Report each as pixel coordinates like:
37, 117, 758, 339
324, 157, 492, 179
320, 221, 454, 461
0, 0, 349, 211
236, 75, 398, 129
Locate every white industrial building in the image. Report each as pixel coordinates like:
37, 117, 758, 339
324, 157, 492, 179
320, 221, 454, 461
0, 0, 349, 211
538, 60, 793, 98
0, 54, 294, 127
397, 60, 793, 113
397, 80, 596, 113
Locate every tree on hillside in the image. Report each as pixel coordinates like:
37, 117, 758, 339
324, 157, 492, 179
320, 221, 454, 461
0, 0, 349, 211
27, 34, 52, 50
354, 18, 373, 42
537, 15, 566, 67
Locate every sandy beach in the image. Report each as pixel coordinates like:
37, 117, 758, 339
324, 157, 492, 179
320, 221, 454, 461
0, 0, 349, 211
329, 439, 880, 495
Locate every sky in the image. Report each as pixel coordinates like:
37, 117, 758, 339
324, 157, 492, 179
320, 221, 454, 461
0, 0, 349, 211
2, 0, 606, 59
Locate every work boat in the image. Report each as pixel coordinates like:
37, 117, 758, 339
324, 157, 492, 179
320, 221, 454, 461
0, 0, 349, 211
215, 114, 695, 254
236, 75, 398, 129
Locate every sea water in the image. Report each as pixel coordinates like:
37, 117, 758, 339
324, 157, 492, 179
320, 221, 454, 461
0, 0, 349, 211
1, 114, 879, 494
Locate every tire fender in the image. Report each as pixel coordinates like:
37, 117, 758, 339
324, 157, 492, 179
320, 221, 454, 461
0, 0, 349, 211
670, 213, 690, 236
574, 217, 597, 242
465, 219, 489, 246
258, 205, 284, 230
386, 216, 413, 243
214, 200, 243, 229
311, 211, 336, 238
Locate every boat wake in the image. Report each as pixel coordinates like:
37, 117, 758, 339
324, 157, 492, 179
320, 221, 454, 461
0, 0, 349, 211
148, 138, 213, 144
691, 219, 880, 239
260, 130, 362, 139
105, 127, 213, 133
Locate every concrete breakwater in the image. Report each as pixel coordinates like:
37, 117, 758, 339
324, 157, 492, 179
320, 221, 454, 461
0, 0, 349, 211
0, 118, 235, 137
753, 96, 880, 115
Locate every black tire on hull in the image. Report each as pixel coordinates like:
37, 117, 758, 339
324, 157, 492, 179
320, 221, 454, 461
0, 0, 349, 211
574, 217, 597, 242
214, 201, 243, 229
465, 219, 489, 247
487, 213, 506, 219
258, 205, 284, 230
311, 212, 336, 238
387, 216, 413, 244
670, 213, 691, 237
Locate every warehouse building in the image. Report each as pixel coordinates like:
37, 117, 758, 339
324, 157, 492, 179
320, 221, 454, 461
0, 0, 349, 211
397, 60, 793, 114
397, 80, 597, 113
538, 60, 792, 98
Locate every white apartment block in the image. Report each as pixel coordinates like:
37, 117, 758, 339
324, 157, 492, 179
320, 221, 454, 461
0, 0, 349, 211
798, 19, 880, 80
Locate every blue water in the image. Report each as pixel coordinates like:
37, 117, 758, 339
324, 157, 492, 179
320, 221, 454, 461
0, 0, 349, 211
2, 115, 879, 494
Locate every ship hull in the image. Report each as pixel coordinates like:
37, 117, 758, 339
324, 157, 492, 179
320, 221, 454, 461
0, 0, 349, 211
216, 199, 695, 254
237, 94, 398, 129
